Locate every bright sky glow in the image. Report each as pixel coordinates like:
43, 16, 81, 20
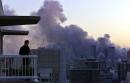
2, 0, 130, 47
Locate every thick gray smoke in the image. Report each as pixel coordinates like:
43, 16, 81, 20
34, 1, 123, 59
2, 0, 127, 62
33, 1, 96, 58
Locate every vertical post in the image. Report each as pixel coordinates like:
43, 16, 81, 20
0, 33, 3, 54
0, 0, 4, 55
34, 55, 38, 79
0, 0, 4, 15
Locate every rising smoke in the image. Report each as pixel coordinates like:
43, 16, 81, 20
2, 0, 127, 61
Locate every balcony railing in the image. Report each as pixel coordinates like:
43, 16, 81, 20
0, 55, 38, 79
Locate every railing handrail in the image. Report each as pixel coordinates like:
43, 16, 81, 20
0, 55, 37, 58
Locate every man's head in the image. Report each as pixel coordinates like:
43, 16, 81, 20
24, 40, 29, 46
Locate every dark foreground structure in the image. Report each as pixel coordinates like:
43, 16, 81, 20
0, 0, 40, 82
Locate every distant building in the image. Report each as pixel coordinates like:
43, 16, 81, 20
118, 60, 127, 81
117, 59, 130, 83
68, 59, 107, 83
98, 37, 107, 47
106, 46, 116, 68
88, 45, 97, 58
107, 46, 115, 58
127, 50, 130, 59
69, 69, 99, 83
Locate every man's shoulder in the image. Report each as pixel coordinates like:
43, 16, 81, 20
20, 45, 26, 49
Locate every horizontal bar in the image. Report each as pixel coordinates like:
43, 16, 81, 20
0, 16, 40, 26
0, 30, 28, 35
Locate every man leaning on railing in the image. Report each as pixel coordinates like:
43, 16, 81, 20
19, 40, 39, 82
19, 40, 31, 66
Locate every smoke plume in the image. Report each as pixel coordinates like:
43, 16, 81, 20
2, 0, 127, 62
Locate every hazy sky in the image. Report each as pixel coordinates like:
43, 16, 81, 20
2, 0, 130, 47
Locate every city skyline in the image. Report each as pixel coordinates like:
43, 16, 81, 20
2, 0, 130, 47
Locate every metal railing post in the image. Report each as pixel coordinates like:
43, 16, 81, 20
34, 55, 38, 79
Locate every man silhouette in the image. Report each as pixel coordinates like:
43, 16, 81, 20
19, 40, 39, 82
19, 40, 30, 66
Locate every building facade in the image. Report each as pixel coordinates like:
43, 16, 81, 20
32, 48, 60, 83
68, 59, 108, 83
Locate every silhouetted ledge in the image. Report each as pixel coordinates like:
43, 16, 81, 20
0, 16, 40, 26
0, 30, 28, 35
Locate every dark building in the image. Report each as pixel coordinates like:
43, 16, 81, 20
89, 45, 97, 58
69, 69, 99, 83
118, 60, 127, 81
127, 50, 130, 59
32, 48, 61, 83
68, 59, 105, 83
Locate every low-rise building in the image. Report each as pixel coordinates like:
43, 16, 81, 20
68, 59, 110, 83
32, 48, 60, 83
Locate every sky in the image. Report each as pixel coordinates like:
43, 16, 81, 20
2, 0, 130, 47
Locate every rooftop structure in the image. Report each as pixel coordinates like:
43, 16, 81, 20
0, 0, 40, 82
68, 59, 105, 83
0, 0, 40, 54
